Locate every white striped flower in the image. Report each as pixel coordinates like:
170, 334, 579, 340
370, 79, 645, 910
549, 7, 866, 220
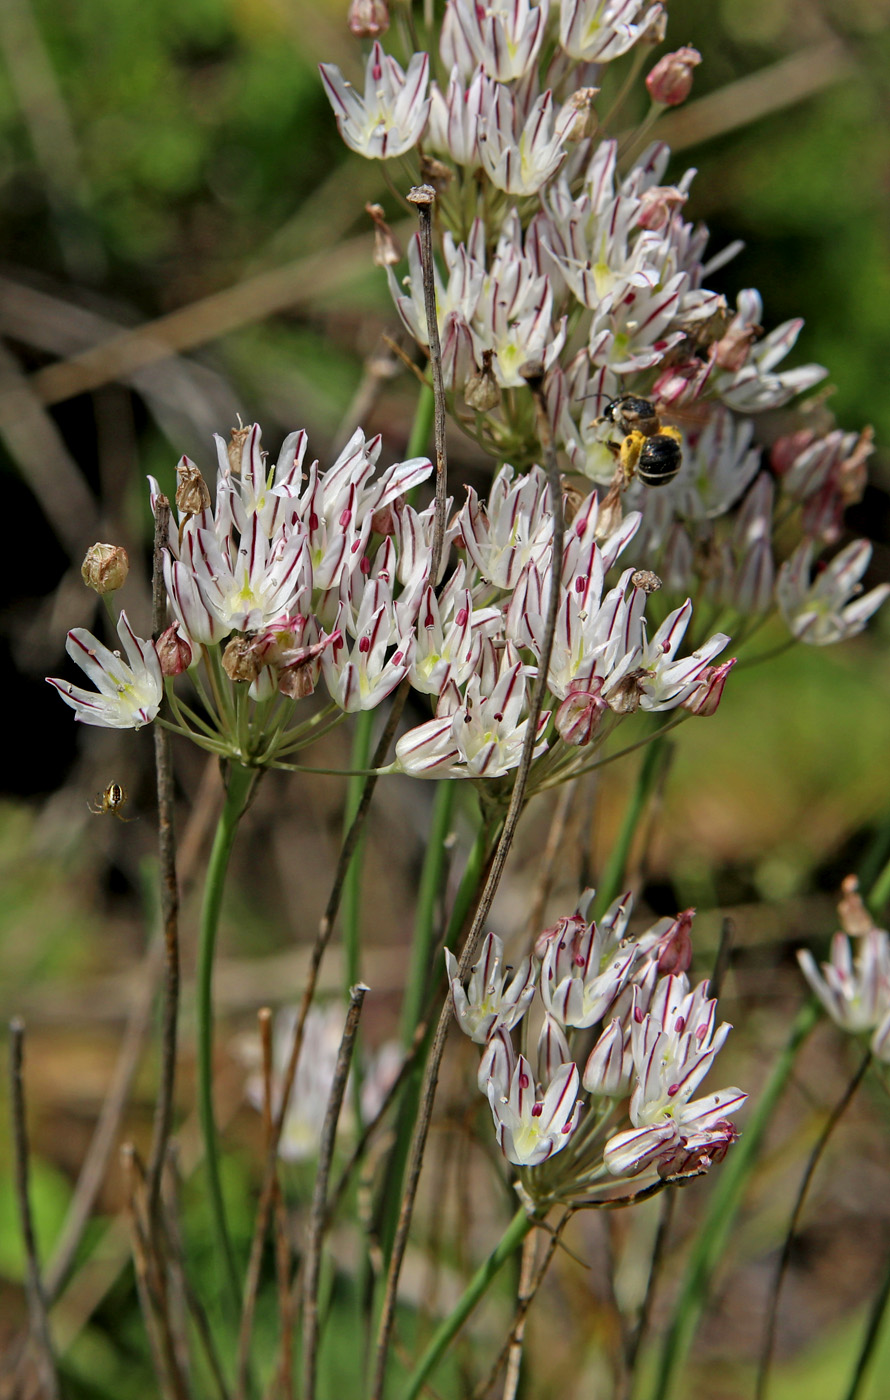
48, 612, 163, 730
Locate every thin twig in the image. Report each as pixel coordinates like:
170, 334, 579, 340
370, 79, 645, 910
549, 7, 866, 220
624, 1190, 676, 1383
302, 984, 369, 1400
121, 1144, 189, 1400
237, 688, 409, 1369
370, 364, 566, 1399
755, 1049, 872, 1400
147, 495, 181, 1227
9, 1019, 60, 1400
473, 1211, 574, 1400
407, 185, 448, 583
709, 917, 734, 1002
501, 1227, 538, 1400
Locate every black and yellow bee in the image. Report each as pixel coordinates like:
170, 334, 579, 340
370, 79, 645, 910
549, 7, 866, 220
599, 395, 684, 488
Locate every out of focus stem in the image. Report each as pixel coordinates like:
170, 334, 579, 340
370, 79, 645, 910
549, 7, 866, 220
196, 759, 258, 1314
592, 732, 669, 921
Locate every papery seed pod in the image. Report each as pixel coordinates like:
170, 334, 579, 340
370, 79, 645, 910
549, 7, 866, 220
222, 634, 262, 683
366, 202, 402, 267
227, 421, 251, 476
82, 542, 129, 595
176, 458, 212, 515
559, 87, 600, 142
465, 350, 500, 411
631, 570, 662, 595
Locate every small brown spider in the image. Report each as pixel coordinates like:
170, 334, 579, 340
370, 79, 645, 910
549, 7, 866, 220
88, 782, 135, 822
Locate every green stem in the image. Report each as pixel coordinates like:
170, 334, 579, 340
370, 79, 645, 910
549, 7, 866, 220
866, 845, 890, 920
197, 760, 258, 1314
649, 1000, 820, 1400
843, 1238, 890, 1400
400, 781, 456, 1045
593, 733, 668, 921
399, 1207, 535, 1400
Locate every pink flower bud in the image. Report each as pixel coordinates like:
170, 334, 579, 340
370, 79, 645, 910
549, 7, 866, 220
653, 908, 695, 974
770, 429, 816, 477
555, 681, 607, 746
348, 0, 389, 38
646, 47, 702, 107
636, 184, 687, 231
81, 542, 129, 595
682, 658, 736, 716
156, 624, 192, 676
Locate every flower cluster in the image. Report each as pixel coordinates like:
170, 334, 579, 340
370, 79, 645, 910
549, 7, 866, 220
447, 899, 745, 1206
49, 424, 732, 783
321, 6, 887, 650
798, 876, 890, 1061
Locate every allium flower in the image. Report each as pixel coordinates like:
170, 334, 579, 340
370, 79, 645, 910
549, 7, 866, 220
540, 911, 639, 1028
603, 976, 746, 1178
445, 0, 549, 82
798, 930, 890, 1053
777, 539, 890, 645
319, 43, 430, 159
244, 1005, 344, 1162
488, 1055, 582, 1167
477, 84, 567, 196
446, 932, 536, 1043
559, 0, 663, 64
48, 612, 163, 730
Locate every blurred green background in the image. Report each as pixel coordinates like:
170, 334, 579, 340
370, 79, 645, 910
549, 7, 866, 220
1, 0, 890, 1396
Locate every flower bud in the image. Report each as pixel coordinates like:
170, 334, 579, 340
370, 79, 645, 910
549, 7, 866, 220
646, 46, 702, 107
838, 875, 874, 937
464, 350, 501, 411
81, 542, 129, 595
583, 1019, 627, 1097
636, 184, 686, 231
175, 457, 212, 515
365, 202, 401, 268
348, 0, 389, 38
222, 634, 262, 684
714, 320, 759, 373
156, 624, 193, 676
555, 681, 607, 746
682, 658, 736, 716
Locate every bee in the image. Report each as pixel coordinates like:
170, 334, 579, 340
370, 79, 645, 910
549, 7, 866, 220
88, 782, 135, 821
598, 395, 684, 488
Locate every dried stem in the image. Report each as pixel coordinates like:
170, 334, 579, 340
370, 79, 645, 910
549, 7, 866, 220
121, 1144, 189, 1400
407, 185, 447, 582
473, 1211, 574, 1400
147, 494, 181, 1227
302, 984, 369, 1400
238, 687, 409, 1369
501, 1227, 538, 1400
370, 365, 565, 1400
9, 1019, 60, 1400
755, 1048, 872, 1400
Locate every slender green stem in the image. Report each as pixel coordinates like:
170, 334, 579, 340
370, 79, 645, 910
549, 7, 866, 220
398, 1207, 536, 1400
197, 760, 258, 1315
592, 733, 668, 921
866, 846, 890, 920
843, 1238, 890, 1400
400, 781, 456, 1044
649, 1000, 820, 1400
